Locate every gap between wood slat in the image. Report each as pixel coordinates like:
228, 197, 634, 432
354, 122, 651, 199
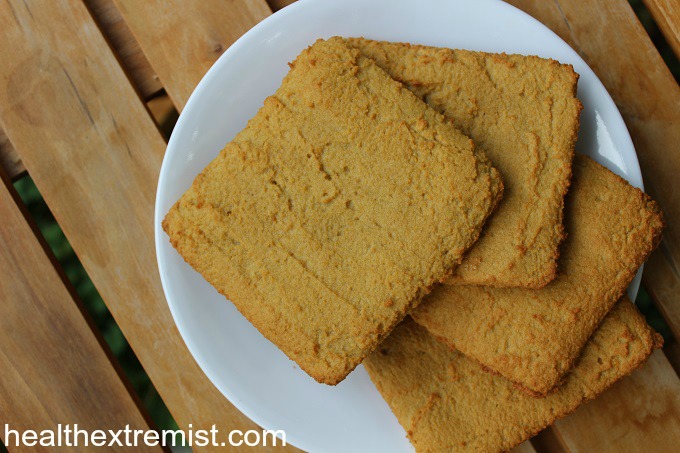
146, 91, 179, 141
267, 0, 296, 11
511, 440, 539, 453
0, 126, 25, 180
529, 427, 568, 453
83, 0, 163, 99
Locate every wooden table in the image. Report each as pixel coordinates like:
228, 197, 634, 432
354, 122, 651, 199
1, 0, 679, 451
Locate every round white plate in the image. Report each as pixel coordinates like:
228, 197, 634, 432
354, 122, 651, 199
155, 0, 643, 451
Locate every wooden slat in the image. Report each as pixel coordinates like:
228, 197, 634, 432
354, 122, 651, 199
508, 0, 680, 346
84, 0, 163, 99
555, 350, 680, 451
0, 2, 293, 451
643, 0, 680, 59
0, 126, 24, 179
0, 166, 161, 452
112, 0, 271, 110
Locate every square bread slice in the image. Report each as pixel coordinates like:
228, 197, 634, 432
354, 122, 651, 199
163, 37, 503, 385
411, 154, 664, 395
347, 38, 581, 288
365, 299, 661, 452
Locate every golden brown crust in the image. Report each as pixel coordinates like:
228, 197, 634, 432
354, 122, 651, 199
347, 38, 582, 288
365, 298, 660, 452
411, 154, 665, 395
163, 37, 502, 385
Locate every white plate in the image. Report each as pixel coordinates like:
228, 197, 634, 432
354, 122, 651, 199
155, 0, 643, 451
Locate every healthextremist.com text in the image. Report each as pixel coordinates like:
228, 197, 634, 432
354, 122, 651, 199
3, 424, 286, 447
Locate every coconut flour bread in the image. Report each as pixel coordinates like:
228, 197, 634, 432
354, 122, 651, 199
365, 299, 661, 452
163, 37, 503, 385
411, 154, 664, 395
163, 35, 666, 450
347, 38, 581, 288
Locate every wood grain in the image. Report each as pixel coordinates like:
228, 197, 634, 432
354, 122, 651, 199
644, 0, 680, 59
555, 350, 680, 451
112, 0, 271, 110
1, 0, 161, 181
0, 1, 292, 451
507, 0, 680, 347
0, 166, 161, 452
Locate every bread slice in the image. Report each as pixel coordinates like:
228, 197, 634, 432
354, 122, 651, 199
365, 298, 661, 452
411, 154, 664, 395
163, 37, 503, 385
347, 38, 581, 288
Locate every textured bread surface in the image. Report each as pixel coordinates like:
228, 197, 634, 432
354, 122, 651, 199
163, 37, 502, 385
347, 38, 581, 288
412, 154, 664, 394
365, 299, 661, 452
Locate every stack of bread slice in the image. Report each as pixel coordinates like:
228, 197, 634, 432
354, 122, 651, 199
163, 37, 664, 452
